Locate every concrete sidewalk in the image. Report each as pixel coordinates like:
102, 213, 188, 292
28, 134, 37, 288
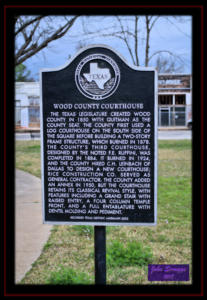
15, 169, 52, 283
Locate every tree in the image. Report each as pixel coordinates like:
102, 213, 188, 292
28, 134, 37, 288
114, 16, 185, 68
15, 63, 35, 81
115, 16, 139, 66
15, 15, 79, 66
155, 55, 184, 73
78, 16, 188, 71
115, 15, 159, 67
144, 15, 159, 66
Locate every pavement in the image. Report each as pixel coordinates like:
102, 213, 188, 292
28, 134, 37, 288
15, 169, 52, 284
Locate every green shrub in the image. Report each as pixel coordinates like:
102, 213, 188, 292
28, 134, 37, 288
107, 240, 153, 267
46, 266, 92, 285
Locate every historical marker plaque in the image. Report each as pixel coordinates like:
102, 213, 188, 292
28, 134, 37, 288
40, 45, 157, 226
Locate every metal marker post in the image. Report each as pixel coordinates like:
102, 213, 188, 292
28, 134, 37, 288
94, 226, 106, 285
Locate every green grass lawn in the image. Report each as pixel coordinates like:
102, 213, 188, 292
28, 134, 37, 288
15, 139, 192, 285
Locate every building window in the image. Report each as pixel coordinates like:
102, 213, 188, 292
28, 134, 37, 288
175, 94, 186, 105
158, 106, 186, 127
174, 107, 186, 126
29, 107, 40, 127
28, 96, 40, 127
158, 95, 173, 105
28, 96, 39, 106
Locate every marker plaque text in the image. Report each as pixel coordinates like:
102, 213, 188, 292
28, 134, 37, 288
41, 45, 157, 225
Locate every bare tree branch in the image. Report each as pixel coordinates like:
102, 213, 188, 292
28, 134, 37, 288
155, 54, 184, 73
15, 16, 44, 36
16, 17, 41, 59
67, 15, 189, 72
149, 16, 159, 31
15, 16, 79, 66
116, 16, 136, 65
165, 16, 191, 38
148, 50, 185, 64
134, 16, 139, 66
145, 16, 150, 66
145, 16, 160, 66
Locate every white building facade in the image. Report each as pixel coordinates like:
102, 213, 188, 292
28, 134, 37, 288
15, 82, 40, 128
15, 74, 192, 129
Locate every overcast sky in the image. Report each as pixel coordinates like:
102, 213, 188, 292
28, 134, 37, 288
19, 15, 192, 81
